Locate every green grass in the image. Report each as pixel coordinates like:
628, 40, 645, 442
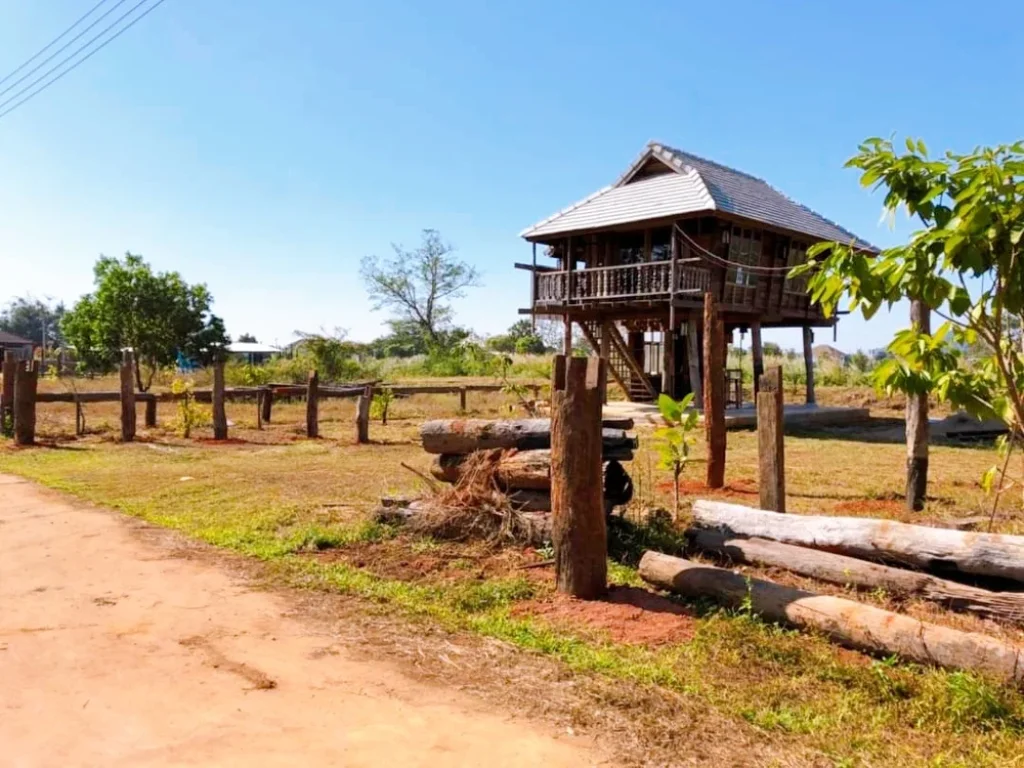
3, 440, 1024, 766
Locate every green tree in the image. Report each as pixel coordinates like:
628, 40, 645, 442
294, 329, 369, 382
488, 319, 547, 354
796, 138, 1024, 504
762, 341, 783, 358
61, 253, 229, 391
236, 333, 258, 343
0, 296, 65, 347
361, 229, 479, 348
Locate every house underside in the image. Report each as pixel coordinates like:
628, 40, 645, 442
519, 142, 876, 403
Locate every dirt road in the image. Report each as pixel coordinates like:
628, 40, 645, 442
0, 475, 599, 767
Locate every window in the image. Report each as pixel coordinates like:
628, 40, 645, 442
784, 241, 809, 295
727, 227, 761, 287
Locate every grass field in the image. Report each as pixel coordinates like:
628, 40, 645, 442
3, 378, 1024, 766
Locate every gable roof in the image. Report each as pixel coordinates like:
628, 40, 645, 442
0, 330, 33, 346
521, 141, 876, 250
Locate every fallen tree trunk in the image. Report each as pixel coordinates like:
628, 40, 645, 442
639, 551, 1024, 685
692, 500, 1024, 585
374, 501, 552, 547
690, 530, 1024, 625
429, 451, 633, 502
420, 418, 637, 456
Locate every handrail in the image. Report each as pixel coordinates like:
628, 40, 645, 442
535, 260, 710, 305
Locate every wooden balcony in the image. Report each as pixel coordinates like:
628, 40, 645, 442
535, 260, 711, 307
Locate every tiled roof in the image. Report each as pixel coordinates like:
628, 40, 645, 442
521, 141, 876, 250
0, 330, 33, 346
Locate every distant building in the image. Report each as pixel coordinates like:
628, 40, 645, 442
0, 331, 33, 361
226, 341, 280, 365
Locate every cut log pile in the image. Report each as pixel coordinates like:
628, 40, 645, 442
638, 499, 1024, 685
420, 418, 637, 514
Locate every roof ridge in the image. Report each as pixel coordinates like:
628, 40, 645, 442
653, 142, 769, 184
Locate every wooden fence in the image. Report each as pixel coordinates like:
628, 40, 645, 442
1, 358, 542, 444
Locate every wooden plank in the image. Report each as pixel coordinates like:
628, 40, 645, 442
691, 500, 1024, 584
212, 357, 228, 440
119, 351, 136, 443
639, 551, 1024, 684
757, 366, 785, 513
907, 299, 930, 511
703, 293, 726, 488
551, 355, 607, 599
691, 530, 1024, 625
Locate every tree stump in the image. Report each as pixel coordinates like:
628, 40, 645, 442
13, 361, 39, 446
307, 371, 320, 438
703, 293, 726, 488
212, 358, 228, 440
551, 355, 607, 599
354, 384, 371, 443
119, 351, 136, 442
757, 365, 785, 512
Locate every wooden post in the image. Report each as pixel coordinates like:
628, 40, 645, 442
662, 321, 676, 397
703, 293, 726, 489
75, 399, 85, 436
802, 326, 816, 405
119, 351, 136, 442
686, 318, 702, 405
145, 398, 157, 428
261, 386, 273, 424
256, 390, 263, 430
354, 384, 370, 444
458, 386, 467, 413
307, 370, 320, 438
757, 365, 785, 513
13, 361, 39, 446
599, 320, 611, 404
1, 356, 16, 433
563, 315, 573, 356
210, 357, 228, 440
907, 300, 930, 511
550, 355, 607, 599
750, 320, 764, 400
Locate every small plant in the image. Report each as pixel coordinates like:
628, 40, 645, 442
171, 378, 207, 438
654, 392, 699, 517
371, 387, 395, 424
496, 354, 538, 416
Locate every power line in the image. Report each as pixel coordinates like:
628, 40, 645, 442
0, 0, 113, 88
0, 0, 169, 122
0, 0, 131, 100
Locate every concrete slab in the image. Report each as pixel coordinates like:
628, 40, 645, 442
604, 400, 871, 430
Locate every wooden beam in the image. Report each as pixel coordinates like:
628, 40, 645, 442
757, 366, 785, 512
802, 326, 815, 405
703, 294, 726, 488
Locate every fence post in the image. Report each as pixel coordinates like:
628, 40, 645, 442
355, 385, 371, 444
13, 360, 39, 446
703, 293, 726, 488
1, 356, 16, 435
260, 386, 273, 424
120, 350, 136, 442
458, 386, 467, 413
551, 354, 607, 599
256, 390, 263, 430
75, 398, 85, 436
145, 397, 157, 428
306, 371, 319, 438
757, 365, 786, 513
212, 356, 228, 440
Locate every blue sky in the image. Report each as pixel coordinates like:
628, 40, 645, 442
1, 0, 1021, 352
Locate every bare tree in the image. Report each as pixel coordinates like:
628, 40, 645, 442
360, 230, 479, 344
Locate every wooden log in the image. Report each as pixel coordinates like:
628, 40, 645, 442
757, 366, 785, 513
419, 418, 637, 455
1, 357, 16, 431
119, 351, 136, 442
307, 371, 320, 438
551, 354, 607, 599
260, 386, 273, 423
430, 451, 633, 501
13, 361, 39, 446
802, 326, 816, 405
212, 358, 228, 440
145, 397, 157, 428
907, 299, 930, 511
703, 293, 726, 488
639, 551, 1024, 684
690, 530, 1024, 625
691, 500, 1024, 584
354, 384, 370, 443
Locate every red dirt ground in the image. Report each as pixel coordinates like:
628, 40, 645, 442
515, 585, 696, 646
662, 478, 760, 501
833, 498, 905, 515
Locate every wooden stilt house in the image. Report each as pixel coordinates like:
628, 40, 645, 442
519, 142, 877, 402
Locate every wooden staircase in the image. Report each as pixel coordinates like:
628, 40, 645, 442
577, 320, 657, 402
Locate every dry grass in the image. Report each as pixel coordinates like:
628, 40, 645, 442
5, 378, 1024, 766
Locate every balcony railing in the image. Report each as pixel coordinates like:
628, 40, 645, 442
535, 260, 711, 306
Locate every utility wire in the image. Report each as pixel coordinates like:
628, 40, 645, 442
0, 0, 112, 88
0, 0, 131, 100
0, 0, 169, 121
